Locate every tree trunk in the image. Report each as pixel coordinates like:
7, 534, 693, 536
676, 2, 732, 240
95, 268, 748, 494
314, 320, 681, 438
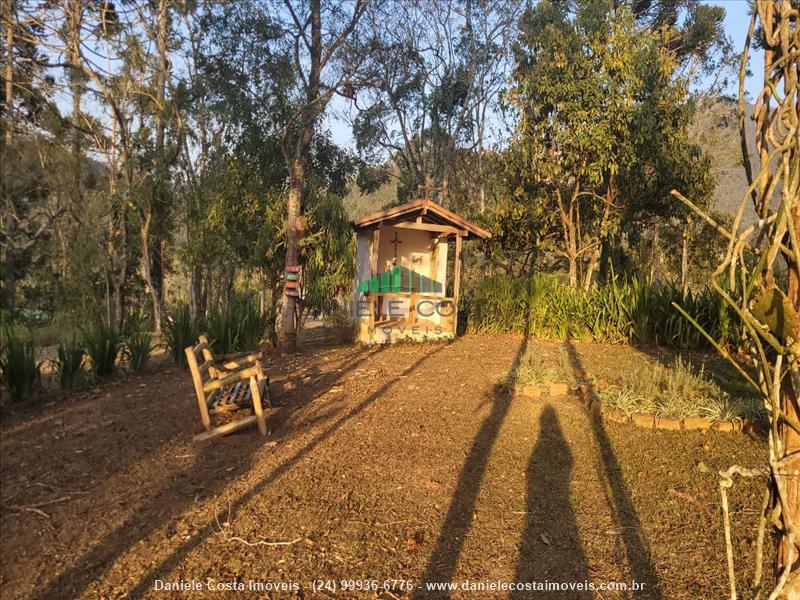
596, 172, 617, 289
278, 160, 304, 351
1, 0, 14, 309
105, 271, 112, 326
3, 0, 13, 149
67, 0, 82, 201
114, 280, 126, 330
140, 214, 164, 332
583, 247, 600, 291
111, 159, 132, 331
555, 187, 579, 289
680, 226, 690, 297
567, 249, 578, 288
598, 238, 611, 285
189, 263, 203, 320
143, 0, 170, 333
778, 209, 800, 580
649, 226, 659, 285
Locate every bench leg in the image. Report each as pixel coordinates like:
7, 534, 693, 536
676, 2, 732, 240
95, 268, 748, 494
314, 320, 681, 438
250, 376, 268, 436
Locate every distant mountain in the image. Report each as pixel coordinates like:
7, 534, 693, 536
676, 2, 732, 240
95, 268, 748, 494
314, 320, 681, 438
695, 99, 762, 225
343, 177, 397, 220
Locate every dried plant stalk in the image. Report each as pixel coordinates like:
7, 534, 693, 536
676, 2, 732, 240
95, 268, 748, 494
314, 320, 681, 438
672, 1, 799, 597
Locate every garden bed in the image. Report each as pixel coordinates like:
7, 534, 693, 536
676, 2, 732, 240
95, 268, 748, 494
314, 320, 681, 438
505, 339, 762, 425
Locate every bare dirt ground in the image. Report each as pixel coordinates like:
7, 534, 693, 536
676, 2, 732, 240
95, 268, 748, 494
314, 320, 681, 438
0, 334, 769, 599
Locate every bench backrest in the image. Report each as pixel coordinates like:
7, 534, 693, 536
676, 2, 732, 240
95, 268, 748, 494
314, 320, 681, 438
185, 335, 220, 405
186, 335, 226, 430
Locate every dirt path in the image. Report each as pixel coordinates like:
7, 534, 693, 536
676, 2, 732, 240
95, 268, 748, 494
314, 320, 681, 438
0, 335, 767, 598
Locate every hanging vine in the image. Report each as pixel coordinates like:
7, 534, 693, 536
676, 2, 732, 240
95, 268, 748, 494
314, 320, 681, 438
671, 1, 799, 598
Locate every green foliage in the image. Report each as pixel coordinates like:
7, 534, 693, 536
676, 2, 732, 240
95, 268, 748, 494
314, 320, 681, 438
163, 304, 203, 367
0, 329, 41, 403
300, 191, 357, 318
467, 274, 741, 350
205, 307, 240, 355
500, 0, 714, 287
56, 337, 87, 391
82, 322, 121, 378
122, 310, 153, 339
600, 357, 763, 421
124, 331, 153, 374
205, 296, 268, 355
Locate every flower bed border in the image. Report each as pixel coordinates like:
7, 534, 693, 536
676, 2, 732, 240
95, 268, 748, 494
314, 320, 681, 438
519, 383, 768, 435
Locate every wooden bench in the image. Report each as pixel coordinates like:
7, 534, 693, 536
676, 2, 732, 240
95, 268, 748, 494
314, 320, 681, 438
185, 335, 271, 442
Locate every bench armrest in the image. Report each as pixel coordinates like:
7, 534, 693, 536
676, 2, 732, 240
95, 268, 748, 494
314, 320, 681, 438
215, 350, 263, 362
203, 365, 263, 392
213, 352, 262, 372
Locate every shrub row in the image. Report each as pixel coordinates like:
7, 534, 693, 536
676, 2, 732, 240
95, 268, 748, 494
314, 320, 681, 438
465, 274, 741, 350
0, 297, 271, 403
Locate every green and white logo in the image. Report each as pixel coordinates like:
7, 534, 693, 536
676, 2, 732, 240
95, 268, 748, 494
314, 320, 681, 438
357, 265, 443, 295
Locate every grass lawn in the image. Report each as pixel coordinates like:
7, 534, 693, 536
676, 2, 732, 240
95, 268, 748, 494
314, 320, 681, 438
0, 334, 770, 598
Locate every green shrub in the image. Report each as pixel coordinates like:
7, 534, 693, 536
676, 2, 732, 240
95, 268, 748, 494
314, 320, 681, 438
206, 306, 240, 355
124, 331, 152, 373
122, 310, 153, 338
0, 329, 41, 403
599, 357, 763, 421
163, 304, 202, 366
234, 297, 270, 350
205, 296, 268, 354
82, 322, 121, 378
466, 274, 742, 351
56, 337, 87, 390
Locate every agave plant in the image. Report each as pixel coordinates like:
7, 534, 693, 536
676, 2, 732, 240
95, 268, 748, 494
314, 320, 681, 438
82, 322, 121, 378
56, 337, 86, 390
124, 330, 152, 373
163, 304, 202, 366
205, 295, 268, 354
0, 328, 40, 403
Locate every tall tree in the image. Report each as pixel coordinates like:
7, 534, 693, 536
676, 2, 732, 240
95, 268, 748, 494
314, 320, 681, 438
1, 0, 64, 310
505, 0, 709, 289
273, 0, 372, 351
138, 0, 178, 332
352, 0, 520, 207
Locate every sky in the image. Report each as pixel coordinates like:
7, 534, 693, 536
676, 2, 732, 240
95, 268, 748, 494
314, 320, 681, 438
706, 0, 763, 100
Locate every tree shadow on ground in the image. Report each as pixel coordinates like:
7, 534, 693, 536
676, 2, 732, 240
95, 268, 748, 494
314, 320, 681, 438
31, 342, 380, 600
116, 343, 450, 599
511, 405, 591, 599
564, 338, 663, 599
412, 335, 529, 598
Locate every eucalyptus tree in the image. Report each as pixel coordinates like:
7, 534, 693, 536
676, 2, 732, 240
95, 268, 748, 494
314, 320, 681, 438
270, 0, 374, 351
181, 1, 291, 317
351, 0, 520, 209
186, 0, 359, 342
